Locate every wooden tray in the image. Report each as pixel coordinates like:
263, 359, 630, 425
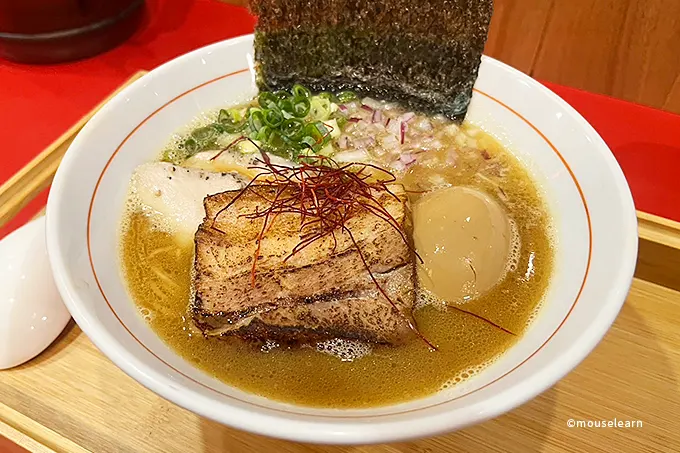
1, 74, 679, 453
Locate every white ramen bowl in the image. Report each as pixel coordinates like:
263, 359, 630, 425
46, 34, 638, 444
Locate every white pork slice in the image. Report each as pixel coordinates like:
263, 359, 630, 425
129, 162, 246, 237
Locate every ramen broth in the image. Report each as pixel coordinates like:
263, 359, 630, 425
120, 106, 553, 408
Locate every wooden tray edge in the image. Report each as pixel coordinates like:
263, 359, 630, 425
635, 211, 680, 291
637, 210, 680, 250
0, 403, 90, 453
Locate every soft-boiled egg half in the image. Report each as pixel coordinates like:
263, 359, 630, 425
412, 186, 514, 303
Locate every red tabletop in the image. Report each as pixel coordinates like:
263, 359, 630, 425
1, 0, 679, 240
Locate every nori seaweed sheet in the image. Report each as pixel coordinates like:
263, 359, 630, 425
250, 0, 494, 122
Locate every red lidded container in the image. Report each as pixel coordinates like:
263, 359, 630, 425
0, 0, 145, 64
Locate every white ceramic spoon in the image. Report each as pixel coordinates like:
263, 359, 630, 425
0, 217, 71, 370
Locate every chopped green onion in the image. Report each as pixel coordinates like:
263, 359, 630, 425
308, 97, 332, 121
211, 122, 226, 134
256, 125, 273, 142
176, 85, 351, 164
314, 121, 330, 138
292, 97, 311, 117
299, 147, 316, 157
218, 108, 247, 133
161, 148, 189, 164
300, 135, 317, 149
267, 131, 285, 149
299, 121, 329, 150
334, 115, 348, 129
303, 122, 323, 140
191, 125, 217, 142
337, 91, 357, 103
292, 84, 311, 99
281, 118, 304, 139
184, 137, 199, 154
278, 99, 295, 119
218, 108, 235, 123
318, 142, 335, 156
258, 92, 279, 110
264, 108, 283, 127
248, 109, 266, 132
217, 109, 231, 123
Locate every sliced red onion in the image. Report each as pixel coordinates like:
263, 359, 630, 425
381, 134, 400, 150
353, 136, 375, 149
338, 104, 348, 113
385, 118, 391, 127
372, 120, 387, 132
361, 104, 374, 112
387, 118, 401, 136
348, 117, 361, 123
400, 122, 408, 144
353, 120, 369, 133
361, 97, 383, 110
372, 109, 383, 124
344, 101, 360, 113
412, 136, 439, 152
401, 112, 416, 123
400, 153, 416, 166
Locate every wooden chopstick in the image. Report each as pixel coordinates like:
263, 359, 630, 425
0, 71, 147, 229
